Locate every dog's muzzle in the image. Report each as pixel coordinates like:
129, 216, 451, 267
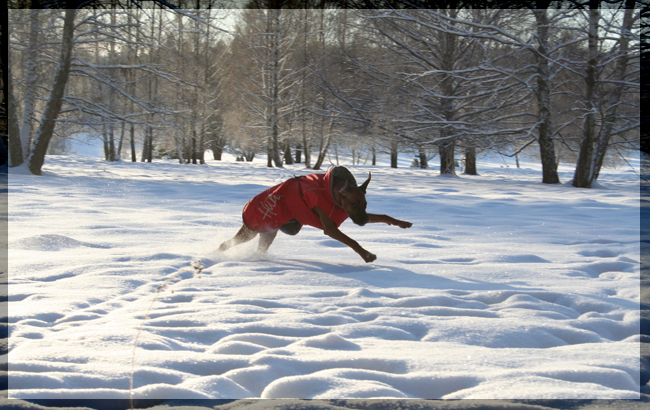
351, 214, 370, 226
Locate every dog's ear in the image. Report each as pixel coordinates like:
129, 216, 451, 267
338, 179, 349, 197
360, 173, 371, 193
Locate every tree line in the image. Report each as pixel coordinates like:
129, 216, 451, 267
4, 0, 641, 188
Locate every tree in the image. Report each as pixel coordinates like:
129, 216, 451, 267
344, 8, 535, 176
231, 7, 303, 168
27, 7, 76, 175
572, 0, 639, 187
8, 1, 201, 174
530, 3, 561, 183
573, 0, 600, 187
15, 8, 40, 167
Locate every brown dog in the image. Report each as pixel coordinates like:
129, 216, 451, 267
219, 166, 412, 263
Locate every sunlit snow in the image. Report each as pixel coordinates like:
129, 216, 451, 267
6, 151, 640, 400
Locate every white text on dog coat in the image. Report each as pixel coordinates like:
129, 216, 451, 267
258, 194, 284, 220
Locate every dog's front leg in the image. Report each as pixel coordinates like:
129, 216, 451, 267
368, 214, 413, 229
313, 206, 377, 263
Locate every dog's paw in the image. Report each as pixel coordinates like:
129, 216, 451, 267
363, 252, 377, 263
398, 221, 413, 229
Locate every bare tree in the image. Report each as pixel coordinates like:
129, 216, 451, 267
8, 1, 210, 174
530, 3, 561, 183
15, 8, 40, 167
573, 0, 640, 187
27, 7, 76, 175
341, 8, 535, 176
5, 5, 224, 170
231, 8, 303, 168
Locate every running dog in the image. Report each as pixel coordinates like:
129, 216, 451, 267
218, 166, 412, 263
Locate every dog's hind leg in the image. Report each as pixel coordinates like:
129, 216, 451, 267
219, 224, 258, 252
257, 229, 278, 253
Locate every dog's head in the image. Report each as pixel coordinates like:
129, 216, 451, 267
336, 173, 371, 226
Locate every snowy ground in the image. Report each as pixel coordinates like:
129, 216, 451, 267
5, 152, 642, 403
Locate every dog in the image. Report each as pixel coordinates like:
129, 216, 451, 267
218, 166, 412, 263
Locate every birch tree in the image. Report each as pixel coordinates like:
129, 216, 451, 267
16, 9, 40, 166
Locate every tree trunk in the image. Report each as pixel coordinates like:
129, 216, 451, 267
372, 146, 376, 166
7, 62, 23, 167
211, 139, 223, 160
175, 133, 185, 164
592, 1, 634, 181
116, 122, 125, 161
438, 9, 458, 177
141, 129, 148, 162
302, 128, 311, 168
390, 141, 398, 168
191, 129, 197, 165
147, 128, 153, 162
573, 1, 600, 188
183, 136, 190, 163
127, 9, 138, 164
130, 124, 136, 162
28, 8, 76, 175
266, 9, 283, 168
107, 8, 117, 162
198, 129, 205, 165
19, 9, 40, 163
312, 117, 334, 170
284, 142, 293, 165
295, 143, 302, 163
464, 146, 477, 175
142, 126, 153, 162
300, 9, 311, 169
418, 147, 428, 169
266, 133, 273, 167
532, 7, 560, 184
439, 140, 456, 175
108, 124, 116, 162
102, 124, 109, 160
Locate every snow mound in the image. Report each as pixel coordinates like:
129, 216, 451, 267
300, 333, 362, 351
12, 234, 110, 251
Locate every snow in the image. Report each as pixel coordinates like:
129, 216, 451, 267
6, 152, 641, 401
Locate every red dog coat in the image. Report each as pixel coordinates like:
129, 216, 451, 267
242, 167, 349, 233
